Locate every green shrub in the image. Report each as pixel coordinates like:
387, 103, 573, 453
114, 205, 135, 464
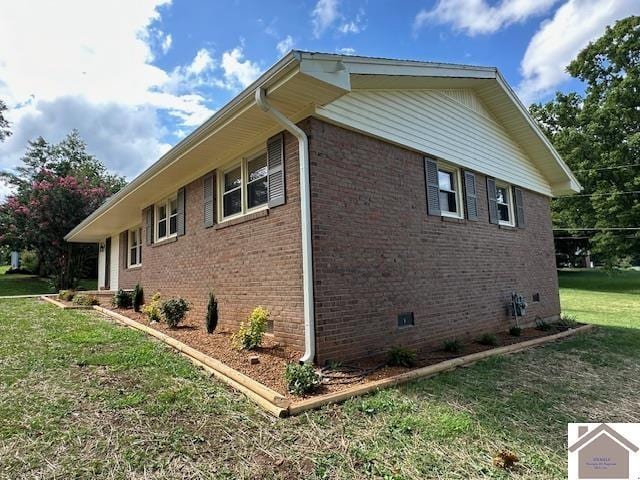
72, 293, 99, 306
160, 297, 190, 328
113, 289, 133, 309
509, 326, 522, 337
20, 250, 39, 274
557, 314, 578, 328
58, 290, 76, 301
132, 284, 144, 312
232, 306, 269, 350
387, 346, 417, 367
535, 318, 552, 331
478, 333, 499, 346
443, 339, 462, 354
206, 292, 218, 334
285, 363, 321, 395
142, 293, 162, 322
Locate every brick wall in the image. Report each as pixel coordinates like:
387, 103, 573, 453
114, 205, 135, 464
308, 118, 561, 363
117, 130, 306, 350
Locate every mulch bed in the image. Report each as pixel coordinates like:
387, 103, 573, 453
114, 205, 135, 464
56, 297, 578, 398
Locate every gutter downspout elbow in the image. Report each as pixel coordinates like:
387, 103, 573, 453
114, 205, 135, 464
255, 88, 315, 364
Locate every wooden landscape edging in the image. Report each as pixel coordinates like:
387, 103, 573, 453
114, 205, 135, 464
91, 305, 290, 417
287, 324, 595, 415
0, 293, 56, 300
41, 295, 94, 310
39, 296, 594, 418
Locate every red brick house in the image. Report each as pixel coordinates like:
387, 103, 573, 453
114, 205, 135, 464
66, 52, 581, 364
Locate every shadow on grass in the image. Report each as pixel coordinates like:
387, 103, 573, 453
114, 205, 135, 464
558, 269, 640, 294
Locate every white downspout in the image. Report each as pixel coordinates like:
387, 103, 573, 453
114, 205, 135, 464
255, 88, 315, 364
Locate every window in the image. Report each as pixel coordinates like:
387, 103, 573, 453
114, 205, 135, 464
496, 182, 514, 226
219, 151, 269, 220
156, 196, 178, 241
397, 312, 415, 328
128, 227, 142, 267
247, 153, 268, 209
437, 165, 463, 218
223, 166, 242, 218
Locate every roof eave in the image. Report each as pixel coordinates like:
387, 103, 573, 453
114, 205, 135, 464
494, 72, 582, 195
65, 50, 301, 242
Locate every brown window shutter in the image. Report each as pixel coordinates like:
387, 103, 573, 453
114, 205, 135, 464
145, 206, 154, 245
120, 231, 128, 269
177, 187, 186, 236
486, 177, 499, 224
424, 157, 441, 216
203, 172, 216, 228
267, 133, 285, 207
513, 187, 526, 227
463, 171, 478, 221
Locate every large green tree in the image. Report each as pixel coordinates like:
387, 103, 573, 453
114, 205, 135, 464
0, 131, 127, 287
1, 129, 125, 195
530, 15, 639, 266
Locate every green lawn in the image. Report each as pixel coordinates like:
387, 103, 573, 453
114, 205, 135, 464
0, 270, 638, 479
558, 269, 640, 328
0, 265, 97, 296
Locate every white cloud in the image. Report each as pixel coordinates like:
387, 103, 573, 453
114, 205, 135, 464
338, 8, 366, 34
0, 182, 13, 201
161, 33, 172, 54
220, 47, 262, 89
1, 97, 171, 179
0, 0, 220, 180
311, 0, 366, 38
276, 35, 295, 56
414, 0, 559, 36
336, 47, 357, 55
187, 49, 215, 75
312, 0, 341, 38
517, 0, 638, 103
338, 21, 361, 34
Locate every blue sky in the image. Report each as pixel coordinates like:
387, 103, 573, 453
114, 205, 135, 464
0, 0, 637, 194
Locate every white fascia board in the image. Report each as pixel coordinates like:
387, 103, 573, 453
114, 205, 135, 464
298, 51, 497, 79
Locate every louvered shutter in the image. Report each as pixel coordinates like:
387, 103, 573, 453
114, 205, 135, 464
267, 133, 285, 208
177, 187, 186, 236
203, 172, 216, 228
513, 187, 526, 228
463, 171, 478, 221
487, 177, 499, 224
145, 206, 154, 245
424, 157, 441, 216
120, 231, 128, 268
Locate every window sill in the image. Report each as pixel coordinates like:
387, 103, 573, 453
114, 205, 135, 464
441, 215, 465, 224
499, 224, 518, 231
126, 265, 142, 271
397, 324, 415, 330
152, 236, 178, 248
214, 209, 268, 230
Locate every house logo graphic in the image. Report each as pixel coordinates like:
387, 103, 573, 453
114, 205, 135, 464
568, 423, 640, 480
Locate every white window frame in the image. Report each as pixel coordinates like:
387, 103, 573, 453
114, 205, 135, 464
496, 181, 515, 227
155, 195, 178, 242
218, 149, 269, 222
128, 226, 142, 268
437, 163, 464, 219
